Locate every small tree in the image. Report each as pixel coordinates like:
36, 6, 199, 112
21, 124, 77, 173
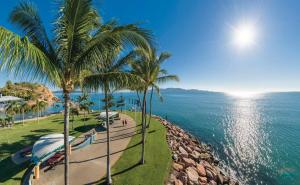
19, 101, 30, 126
70, 107, 79, 130
77, 93, 94, 123
116, 95, 125, 112
5, 101, 20, 126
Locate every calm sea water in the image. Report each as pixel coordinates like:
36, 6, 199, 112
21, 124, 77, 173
16, 90, 300, 185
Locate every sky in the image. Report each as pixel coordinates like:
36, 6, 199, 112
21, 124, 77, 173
1, 0, 300, 93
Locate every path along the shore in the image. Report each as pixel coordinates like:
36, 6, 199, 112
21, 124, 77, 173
32, 113, 136, 185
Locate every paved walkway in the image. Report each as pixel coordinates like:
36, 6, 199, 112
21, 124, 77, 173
32, 114, 136, 185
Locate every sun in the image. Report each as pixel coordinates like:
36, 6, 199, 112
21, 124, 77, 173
233, 23, 257, 48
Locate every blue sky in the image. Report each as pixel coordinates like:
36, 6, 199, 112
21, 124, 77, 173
1, 0, 300, 93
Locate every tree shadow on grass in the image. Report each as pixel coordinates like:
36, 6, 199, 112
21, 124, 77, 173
30, 129, 55, 133
0, 157, 29, 183
73, 124, 100, 134
80, 118, 91, 122
96, 162, 141, 185
0, 139, 32, 183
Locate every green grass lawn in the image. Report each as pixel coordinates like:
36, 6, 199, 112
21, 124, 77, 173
0, 111, 172, 185
104, 111, 172, 185
0, 113, 99, 185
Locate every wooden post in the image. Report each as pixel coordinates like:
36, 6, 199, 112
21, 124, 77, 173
34, 164, 40, 179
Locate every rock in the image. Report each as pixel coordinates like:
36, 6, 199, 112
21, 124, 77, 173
172, 154, 179, 161
229, 179, 239, 185
174, 178, 183, 185
185, 167, 199, 183
190, 151, 201, 161
199, 153, 211, 160
213, 158, 220, 165
173, 163, 184, 171
179, 146, 189, 157
201, 160, 213, 170
169, 173, 177, 182
177, 171, 188, 184
223, 175, 230, 184
196, 163, 206, 177
206, 169, 217, 181
199, 176, 207, 183
185, 146, 193, 153
182, 157, 196, 167
209, 180, 217, 185
217, 173, 224, 184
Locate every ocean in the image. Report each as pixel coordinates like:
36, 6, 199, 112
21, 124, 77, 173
16, 89, 300, 185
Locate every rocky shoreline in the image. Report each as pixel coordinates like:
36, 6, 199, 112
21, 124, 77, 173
154, 116, 239, 185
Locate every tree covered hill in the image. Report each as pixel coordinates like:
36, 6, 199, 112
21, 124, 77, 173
0, 81, 58, 106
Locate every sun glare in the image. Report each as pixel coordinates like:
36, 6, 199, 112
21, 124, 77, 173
226, 91, 261, 98
233, 23, 257, 49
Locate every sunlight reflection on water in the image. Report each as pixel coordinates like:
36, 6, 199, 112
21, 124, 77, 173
223, 97, 273, 184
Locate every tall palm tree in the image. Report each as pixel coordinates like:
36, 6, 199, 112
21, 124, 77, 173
0, 1, 152, 184
130, 47, 179, 164
83, 48, 141, 185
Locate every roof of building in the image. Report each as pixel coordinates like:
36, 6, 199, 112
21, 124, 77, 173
0, 95, 22, 103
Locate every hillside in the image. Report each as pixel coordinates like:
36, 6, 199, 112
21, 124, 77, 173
0, 81, 58, 106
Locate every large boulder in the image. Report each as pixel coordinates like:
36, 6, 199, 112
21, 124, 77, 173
199, 152, 211, 160
179, 146, 189, 158
182, 157, 196, 167
173, 163, 184, 171
190, 150, 201, 161
185, 167, 199, 184
196, 163, 206, 177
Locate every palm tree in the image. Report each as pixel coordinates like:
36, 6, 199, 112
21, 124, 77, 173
70, 107, 79, 130
5, 101, 20, 126
77, 93, 94, 123
0, 1, 152, 184
19, 101, 30, 126
32, 100, 47, 124
130, 47, 179, 164
83, 48, 141, 185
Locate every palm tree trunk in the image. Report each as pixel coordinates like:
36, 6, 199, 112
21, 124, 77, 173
63, 92, 71, 185
136, 91, 142, 110
147, 86, 154, 128
105, 85, 112, 185
140, 88, 147, 164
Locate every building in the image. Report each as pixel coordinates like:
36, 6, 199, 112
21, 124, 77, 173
0, 94, 23, 112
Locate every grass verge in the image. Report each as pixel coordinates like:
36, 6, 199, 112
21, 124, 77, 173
100, 111, 172, 185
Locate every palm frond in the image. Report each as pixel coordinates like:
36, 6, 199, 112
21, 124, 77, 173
0, 27, 59, 83
157, 52, 171, 64
156, 75, 179, 84
9, 1, 55, 57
